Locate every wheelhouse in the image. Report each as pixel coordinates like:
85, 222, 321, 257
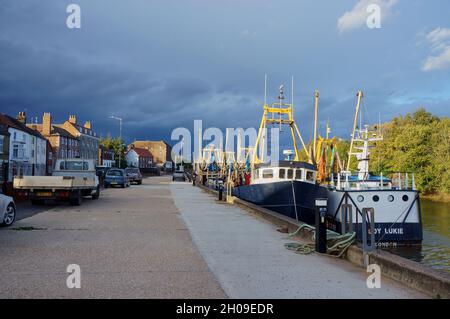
251, 161, 317, 185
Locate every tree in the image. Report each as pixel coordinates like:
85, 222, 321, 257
370, 108, 449, 195
100, 136, 127, 168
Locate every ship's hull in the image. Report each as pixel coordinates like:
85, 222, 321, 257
326, 189, 423, 245
233, 182, 422, 245
233, 180, 327, 225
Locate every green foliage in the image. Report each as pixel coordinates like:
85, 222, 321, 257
370, 108, 450, 195
100, 136, 127, 168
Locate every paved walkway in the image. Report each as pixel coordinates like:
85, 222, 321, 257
170, 182, 426, 298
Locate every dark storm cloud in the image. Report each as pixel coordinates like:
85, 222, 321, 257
0, 0, 448, 146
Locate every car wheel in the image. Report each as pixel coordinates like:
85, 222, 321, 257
1, 204, 16, 227
121, 183, 126, 188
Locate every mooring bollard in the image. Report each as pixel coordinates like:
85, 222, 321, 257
315, 198, 328, 253
218, 186, 223, 201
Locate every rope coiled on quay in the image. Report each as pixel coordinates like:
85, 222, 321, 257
284, 224, 356, 258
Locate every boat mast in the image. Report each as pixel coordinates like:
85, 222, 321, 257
313, 90, 319, 164
346, 90, 363, 171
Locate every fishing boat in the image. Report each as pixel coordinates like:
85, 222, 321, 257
325, 91, 423, 245
233, 81, 326, 225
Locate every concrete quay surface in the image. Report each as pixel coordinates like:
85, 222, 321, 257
171, 182, 425, 299
0, 176, 425, 298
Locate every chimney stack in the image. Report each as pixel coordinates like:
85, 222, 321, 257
43, 113, 52, 136
17, 111, 26, 124
84, 121, 92, 129
68, 115, 77, 124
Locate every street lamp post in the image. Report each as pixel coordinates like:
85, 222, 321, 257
109, 116, 123, 168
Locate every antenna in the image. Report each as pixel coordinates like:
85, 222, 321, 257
264, 74, 267, 105
291, 76, 294, 114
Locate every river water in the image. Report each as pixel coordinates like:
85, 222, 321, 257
387, 199, 450, 274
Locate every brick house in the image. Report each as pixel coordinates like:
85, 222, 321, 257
129, 140, 171, 167
28, 113, 80, 163
58, 115, 100, 162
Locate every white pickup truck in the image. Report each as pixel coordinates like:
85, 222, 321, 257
14, 159, 100, 206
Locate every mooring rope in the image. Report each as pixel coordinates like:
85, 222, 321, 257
284, 224, 356, 258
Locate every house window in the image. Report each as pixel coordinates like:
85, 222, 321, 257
13, 132, 17, 140
13, 145, 18, 158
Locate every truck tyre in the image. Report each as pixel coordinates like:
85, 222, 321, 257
92, 186, 100, 200
70, 196, 82, 206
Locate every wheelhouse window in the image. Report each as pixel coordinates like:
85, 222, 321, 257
287, 169, 294, 179
262, 169, 273, 179
279, 169, 286, 179
295, 169, 303, 180
306, 170, 315, 182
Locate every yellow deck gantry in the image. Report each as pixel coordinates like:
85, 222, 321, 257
252, 83, 310, 166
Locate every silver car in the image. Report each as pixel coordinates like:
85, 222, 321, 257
0, 193, 16, 227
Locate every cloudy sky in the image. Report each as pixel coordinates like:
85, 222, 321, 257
0, 0, 449, 148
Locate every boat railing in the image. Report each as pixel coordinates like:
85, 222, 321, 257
331, 171, 417, 191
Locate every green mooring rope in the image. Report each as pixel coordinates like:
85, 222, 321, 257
284, 224, 356, 258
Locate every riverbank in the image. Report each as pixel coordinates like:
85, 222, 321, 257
422, 193, 450, 203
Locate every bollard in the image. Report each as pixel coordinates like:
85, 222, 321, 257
218, 187, 223, 201
315, 198, 328, 253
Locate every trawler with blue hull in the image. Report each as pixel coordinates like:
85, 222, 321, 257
233, 82, 326, 226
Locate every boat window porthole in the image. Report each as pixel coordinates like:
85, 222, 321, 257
402, 195, 409, 202
373, 195, 379, 202
357, 195, 364, 202
388, 195, 394, 202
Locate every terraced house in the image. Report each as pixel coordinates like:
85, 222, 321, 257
0, 112, 47, 188
28, 113, 81, 162
0, 122, 9, 193
59, 115, 100, 162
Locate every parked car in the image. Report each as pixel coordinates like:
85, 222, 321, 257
172, 167, 186, 182
0, 193, 16, 227
104, 169, 130, 188
125, 167, 143, 185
